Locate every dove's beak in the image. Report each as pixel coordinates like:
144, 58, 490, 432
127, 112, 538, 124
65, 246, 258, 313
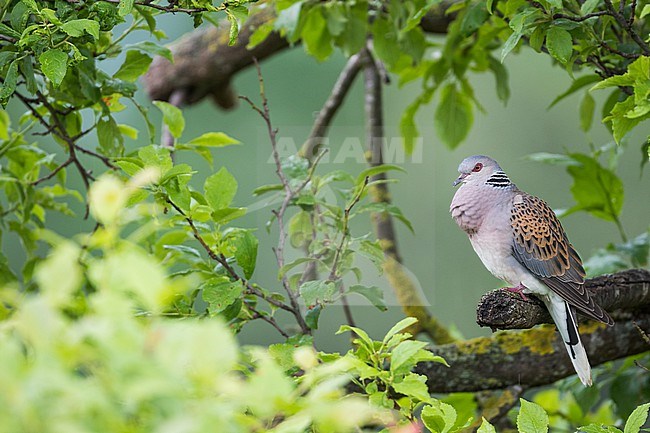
453, 173, 467, 187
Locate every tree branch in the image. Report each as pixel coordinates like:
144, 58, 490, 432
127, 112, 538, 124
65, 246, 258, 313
412, 269, 650, 393
477, 269, 650, 330
362, 49, 455, 345
239, 59, 311, 335
143, 5, 456, 107
299, 53, 363, 160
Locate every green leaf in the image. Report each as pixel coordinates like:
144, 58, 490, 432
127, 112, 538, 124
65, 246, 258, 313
39, 49, 68, 87
348, 285, 386, 311
288, 210, 312, 248
247, 22, 275, 50
278, 257, 321, 279
115, 160, 143, 177
392, 373, 431, 402
640, 4, 650, 18
422, 402, 458, 433
299, 280, 337, 305
301, 6, 333, 61
383, 317, 418, 345
0, 109, 10, 139
566, 153, 624, 221
391, 340, 428, 374
231, 230, 258, 280
624, 403, 650, 433
546, 27, 573, 64
488, 56, 510, 103
529, 26, 546, 52
204, 167, 237, 211
434, 84, 473, 149
580, 92, 595, 132
187, 132, 241, 147
460, 2, 489, 36
477, 418, 497, 433
211, 207, 246, 225
358, 239, 385, 271
401, 98, 421, 155
226, 10, 240, 46
153, 101, 185, 139
337, 324, 374, 351
605, 96, 645, 144
275, 2, 303, 41
526, 152, 576, 166
578, 425, 622, 433
549, 74, 600, 108
97, 117, 123, 155
126, 41, 173, 62
517, 399, 549, 433
160, 164, 194, 185
581, 0, 601, 14
118, 0, 135, 16
252, 184, 283, 196
305, 304, 322, 329
0, 60, 19, 103
61, 19, 100, 40
372, 17, 400, 68
201, 277, 243, 313
357, 164, 405, 184
114, 51, 153, 82
138, 145, 173, 172
500, 30, 522, 62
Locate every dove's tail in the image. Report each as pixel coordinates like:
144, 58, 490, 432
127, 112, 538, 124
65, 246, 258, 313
544, 296, 592, 386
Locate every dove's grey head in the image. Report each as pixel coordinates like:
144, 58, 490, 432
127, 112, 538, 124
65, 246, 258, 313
453, 155, 508, 187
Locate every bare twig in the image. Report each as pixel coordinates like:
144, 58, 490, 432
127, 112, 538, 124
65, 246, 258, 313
300, 54, 363, 161
31, 157, 74, 186
599, 41, 640, 59
250, 307, 290, 339
603, 0, 650, 55
328, 177, 369, 330
165, 198, 297, 318
239, 59, 311, 334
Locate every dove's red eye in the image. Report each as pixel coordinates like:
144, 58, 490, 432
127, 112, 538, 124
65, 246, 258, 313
472, 163, 483, 172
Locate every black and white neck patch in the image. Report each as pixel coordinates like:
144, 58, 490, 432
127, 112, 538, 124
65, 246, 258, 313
486, 171, 512, 188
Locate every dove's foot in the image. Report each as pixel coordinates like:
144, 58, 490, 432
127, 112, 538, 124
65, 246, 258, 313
502, 283, 529, 301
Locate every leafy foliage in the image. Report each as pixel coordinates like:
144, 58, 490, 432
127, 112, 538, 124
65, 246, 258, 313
0, 0, 649, 431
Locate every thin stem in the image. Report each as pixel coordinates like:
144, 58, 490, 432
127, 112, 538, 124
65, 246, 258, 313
603, 0, 650, 55
165, 198, 296, 316
31, 157, 74, 186
250, 307, 290, 339
239, 59, 311, 335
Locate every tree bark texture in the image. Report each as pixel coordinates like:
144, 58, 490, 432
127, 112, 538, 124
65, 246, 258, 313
477, 268, 650, 330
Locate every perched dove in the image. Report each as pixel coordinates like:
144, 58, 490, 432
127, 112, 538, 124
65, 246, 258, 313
450, 155, 614, 386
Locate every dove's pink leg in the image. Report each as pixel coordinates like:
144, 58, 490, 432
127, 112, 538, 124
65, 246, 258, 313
502, 283, 529, 301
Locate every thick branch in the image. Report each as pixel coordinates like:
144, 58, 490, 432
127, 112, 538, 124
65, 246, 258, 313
409, 269, 650, 392
299, 53, 363, 161
477, 269, 650, 330
416, 316, 650, 392
143, 5, 455, 107
362, 51, 454, 344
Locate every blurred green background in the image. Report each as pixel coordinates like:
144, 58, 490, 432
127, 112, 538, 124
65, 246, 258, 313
5, 21, 649, 352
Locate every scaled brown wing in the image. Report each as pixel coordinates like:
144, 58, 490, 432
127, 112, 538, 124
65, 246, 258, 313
510, 193, 613, 325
